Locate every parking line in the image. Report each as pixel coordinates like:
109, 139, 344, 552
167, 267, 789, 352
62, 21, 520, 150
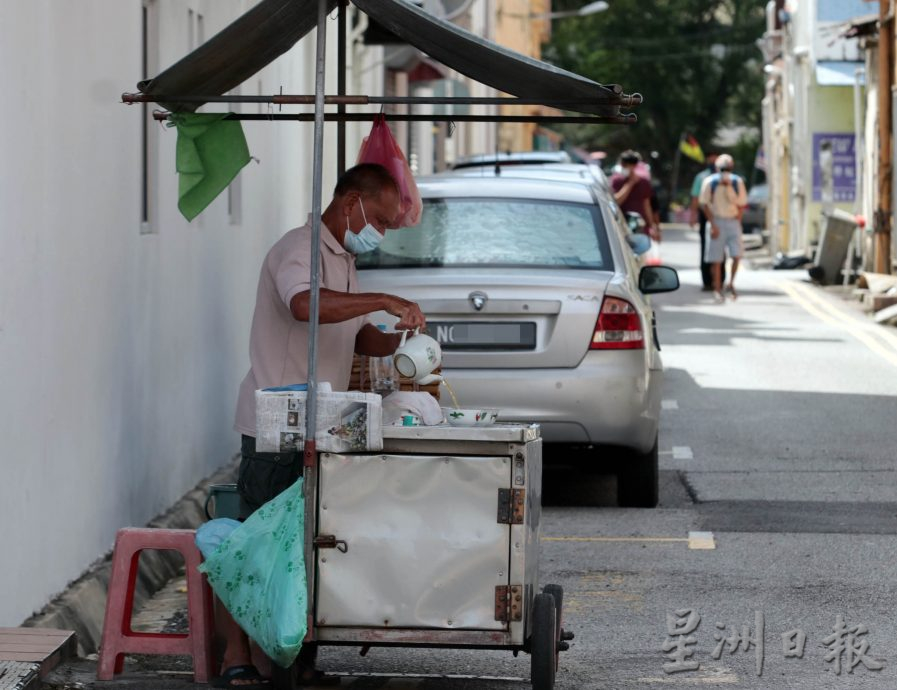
687, 531, 716, 549
672, 446, 693, 460
545, 534, 715, 550
659, 446, 693, 459
662, 399, 679, 410
779, 281, 897, 369
544, 536, 688, 543
793, 281, 897, 351
339, 673, 524, 684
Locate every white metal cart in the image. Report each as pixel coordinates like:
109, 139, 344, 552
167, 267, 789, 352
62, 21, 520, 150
305, 423, 572, 689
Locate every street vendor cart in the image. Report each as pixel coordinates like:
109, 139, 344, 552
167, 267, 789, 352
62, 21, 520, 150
123, 1, 641, 687
312, 423, 568, 687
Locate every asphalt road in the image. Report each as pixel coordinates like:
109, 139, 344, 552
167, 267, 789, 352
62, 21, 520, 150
49, 226, 897, 690
311, 226, 897, 688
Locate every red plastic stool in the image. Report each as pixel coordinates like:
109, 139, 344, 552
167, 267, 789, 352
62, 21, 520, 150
97, 527, 214, 682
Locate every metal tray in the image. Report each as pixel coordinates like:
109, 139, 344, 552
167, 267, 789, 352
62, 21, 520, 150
382, 423, 540, 443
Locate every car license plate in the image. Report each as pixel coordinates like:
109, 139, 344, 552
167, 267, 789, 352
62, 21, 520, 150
429, 322, 536, 350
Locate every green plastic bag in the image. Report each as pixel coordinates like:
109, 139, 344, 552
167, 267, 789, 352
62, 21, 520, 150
199, 478, 307, 668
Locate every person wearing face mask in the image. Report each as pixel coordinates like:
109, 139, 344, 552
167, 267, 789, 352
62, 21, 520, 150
698, 153, 748, 303
610, 150, 658, 239
221, 164, 425, 689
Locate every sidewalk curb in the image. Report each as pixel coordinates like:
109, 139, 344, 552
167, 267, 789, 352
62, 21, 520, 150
21, 458, 239, 656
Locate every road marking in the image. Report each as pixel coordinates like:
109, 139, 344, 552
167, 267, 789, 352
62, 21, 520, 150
662, 399, 679, 410
545, 534, 716, 550
545, 536, 689, 543
794, 281, 897, 351
779, 281, 897, 368
659, 446, 693, 459
688, 531, 716, 549
338, 672, 523, 684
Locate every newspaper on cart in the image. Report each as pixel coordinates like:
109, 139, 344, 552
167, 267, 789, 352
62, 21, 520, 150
255, 385, 383, 453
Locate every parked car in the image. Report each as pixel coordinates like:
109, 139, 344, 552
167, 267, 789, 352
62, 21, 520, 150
356, 175, 679, 507
741, 183, 768, 234
450, 151, 573, 170
449, 161, 611, 193
447, 165, 647, 259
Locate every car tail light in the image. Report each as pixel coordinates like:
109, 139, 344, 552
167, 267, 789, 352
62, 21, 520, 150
590, 296, 644, 350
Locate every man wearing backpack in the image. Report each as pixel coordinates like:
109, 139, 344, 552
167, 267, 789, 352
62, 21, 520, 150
699, 154, 747, 303
689, 154, 725, 289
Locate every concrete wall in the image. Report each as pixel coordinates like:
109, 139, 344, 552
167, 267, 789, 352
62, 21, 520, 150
494, 0, 550, 151
0, 0, 376, 626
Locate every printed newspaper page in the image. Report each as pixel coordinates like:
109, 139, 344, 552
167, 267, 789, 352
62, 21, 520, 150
256, 390, 383, 453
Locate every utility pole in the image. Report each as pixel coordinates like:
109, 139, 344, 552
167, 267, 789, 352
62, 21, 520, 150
876, 0, 893, 273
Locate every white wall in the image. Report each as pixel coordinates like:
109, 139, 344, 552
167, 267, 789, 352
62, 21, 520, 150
0, 0, 369, 626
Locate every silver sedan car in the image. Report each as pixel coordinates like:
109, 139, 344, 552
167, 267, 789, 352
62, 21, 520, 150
357, 175, 678, 506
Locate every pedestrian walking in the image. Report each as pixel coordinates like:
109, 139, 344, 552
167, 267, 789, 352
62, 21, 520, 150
610, 150, 658, 239
689, 154, 725, 289
698, 154, 747, 303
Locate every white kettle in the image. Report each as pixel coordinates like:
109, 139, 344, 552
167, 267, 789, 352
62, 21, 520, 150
393, 329, 443, 386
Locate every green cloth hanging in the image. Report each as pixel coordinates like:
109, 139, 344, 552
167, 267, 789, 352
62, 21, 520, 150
169, 113, 250, 222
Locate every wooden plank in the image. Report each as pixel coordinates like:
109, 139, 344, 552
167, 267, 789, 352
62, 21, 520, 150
0, 629, 76, 680
0, 653, 51, 662
0, 644, 66, 654
0, 629, 72, 638
0, 635, 70, 645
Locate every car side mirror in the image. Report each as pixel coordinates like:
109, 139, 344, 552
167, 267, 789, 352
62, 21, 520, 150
639, 265, 680, 294
626, 234, 652, 256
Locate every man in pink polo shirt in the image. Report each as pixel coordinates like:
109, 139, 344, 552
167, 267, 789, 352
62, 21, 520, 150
219, 164, 425, 688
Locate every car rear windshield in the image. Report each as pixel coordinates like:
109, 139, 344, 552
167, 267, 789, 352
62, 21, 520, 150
357, 197, 612, 270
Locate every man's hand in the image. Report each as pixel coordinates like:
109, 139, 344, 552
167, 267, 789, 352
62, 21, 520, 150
649, 226, 661, 242
710, 223, 720, 240
384, 295, 426, 331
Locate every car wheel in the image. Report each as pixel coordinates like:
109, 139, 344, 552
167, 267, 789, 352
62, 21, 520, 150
617, 436, 659, 508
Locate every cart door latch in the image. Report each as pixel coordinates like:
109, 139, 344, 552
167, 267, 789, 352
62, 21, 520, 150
495, 585, 523, 622
497, 488, 525, 524
313, 535, 348, 553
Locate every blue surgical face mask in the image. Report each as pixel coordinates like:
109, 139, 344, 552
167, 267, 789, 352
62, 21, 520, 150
344, 198, 384, 254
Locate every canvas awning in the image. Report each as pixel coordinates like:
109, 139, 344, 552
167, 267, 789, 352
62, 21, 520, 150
137, 0, 637, 118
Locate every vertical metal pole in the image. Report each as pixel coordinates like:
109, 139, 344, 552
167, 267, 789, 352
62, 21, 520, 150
337, 0, 347, 176
876, 0, 893, 274
305, 0, 328, 447
302, 0, 328, 647
848, 66, 866, 284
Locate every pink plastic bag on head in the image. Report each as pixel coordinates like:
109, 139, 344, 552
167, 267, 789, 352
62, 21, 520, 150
356, 115, 422, 228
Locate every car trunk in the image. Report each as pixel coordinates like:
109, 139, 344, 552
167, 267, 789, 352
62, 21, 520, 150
357, 267, 612, 369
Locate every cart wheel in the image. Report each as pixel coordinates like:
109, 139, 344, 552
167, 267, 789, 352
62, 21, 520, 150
542, 584, 564, 644
531, 592, 557, 690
